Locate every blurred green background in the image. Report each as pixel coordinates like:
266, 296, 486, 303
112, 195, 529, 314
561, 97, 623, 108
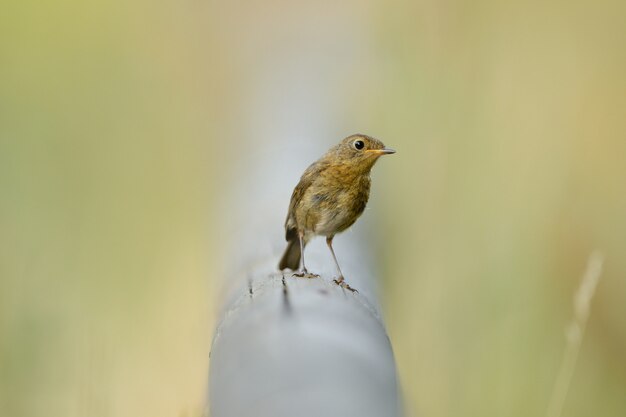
1, 1, 625, 417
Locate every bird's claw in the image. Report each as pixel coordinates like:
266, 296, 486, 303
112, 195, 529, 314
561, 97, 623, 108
293, 271, 320, 279
333, 277, 358, 292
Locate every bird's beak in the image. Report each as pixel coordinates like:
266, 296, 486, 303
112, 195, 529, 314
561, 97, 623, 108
366, 148, 396, 155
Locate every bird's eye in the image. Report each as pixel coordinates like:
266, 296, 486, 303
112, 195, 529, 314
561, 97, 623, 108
353, 140, 365, 150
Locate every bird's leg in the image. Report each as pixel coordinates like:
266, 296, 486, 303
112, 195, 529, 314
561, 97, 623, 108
326, 235, 344, 278
299, 231, 308, 274
327, 236, 357, 292
293, 231, 319, 278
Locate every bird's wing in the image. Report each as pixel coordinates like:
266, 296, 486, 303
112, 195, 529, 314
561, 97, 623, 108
284, 159, 330, 239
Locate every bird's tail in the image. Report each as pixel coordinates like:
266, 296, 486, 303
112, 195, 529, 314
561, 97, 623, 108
278, 238, 301, 271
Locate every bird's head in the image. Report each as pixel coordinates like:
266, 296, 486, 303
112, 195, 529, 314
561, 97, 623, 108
330, 134, 395, 173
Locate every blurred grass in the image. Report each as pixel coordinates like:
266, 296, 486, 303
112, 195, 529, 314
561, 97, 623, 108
375, 1, 626, 416
1, 1, 219, 416
1, 0, 625, 417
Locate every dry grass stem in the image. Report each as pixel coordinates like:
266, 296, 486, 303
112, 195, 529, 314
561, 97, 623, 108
545, 251, 604, 417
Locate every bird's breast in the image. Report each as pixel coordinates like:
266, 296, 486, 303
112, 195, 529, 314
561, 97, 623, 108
296, 172, 371, 236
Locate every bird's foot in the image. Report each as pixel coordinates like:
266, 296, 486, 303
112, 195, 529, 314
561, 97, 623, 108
333, 276, 358, 293
293, 269, 320, 279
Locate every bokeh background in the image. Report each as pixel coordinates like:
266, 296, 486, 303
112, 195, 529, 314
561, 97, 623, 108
1, 1, 625, 416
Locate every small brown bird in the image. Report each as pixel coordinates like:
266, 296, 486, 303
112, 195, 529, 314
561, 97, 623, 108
278, 134, 395, 291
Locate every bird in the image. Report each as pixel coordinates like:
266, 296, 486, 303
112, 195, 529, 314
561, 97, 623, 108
278, 133, 395, 291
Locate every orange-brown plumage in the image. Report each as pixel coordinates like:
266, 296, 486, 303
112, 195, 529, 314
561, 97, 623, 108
278, 134, 395, 290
